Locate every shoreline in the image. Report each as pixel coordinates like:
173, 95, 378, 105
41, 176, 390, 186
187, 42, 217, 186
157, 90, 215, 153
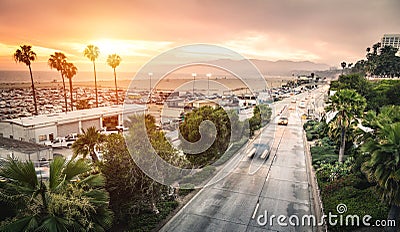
0, 77, 295, 90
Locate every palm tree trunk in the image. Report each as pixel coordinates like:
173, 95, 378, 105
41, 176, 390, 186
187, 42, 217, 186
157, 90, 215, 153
61, 74, 68, 112
90, 151, 99, 163
69, 78, 74, 111
114, 68, 118, 105
93, 61, 98, 108
28, 65, 38, 115
339, 126, 346, 163
386, 204, 399, 232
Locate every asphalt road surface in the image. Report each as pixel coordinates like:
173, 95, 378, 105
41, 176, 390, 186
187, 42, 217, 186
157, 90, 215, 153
160, 88, 324, 232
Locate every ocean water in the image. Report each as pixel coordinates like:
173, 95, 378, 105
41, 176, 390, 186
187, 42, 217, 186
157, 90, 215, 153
0, 70, 136, 83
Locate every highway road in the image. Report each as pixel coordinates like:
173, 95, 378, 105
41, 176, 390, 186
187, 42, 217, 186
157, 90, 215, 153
160, 88, 325, 232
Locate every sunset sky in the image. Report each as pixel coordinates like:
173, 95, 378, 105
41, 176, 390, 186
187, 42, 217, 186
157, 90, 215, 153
0, 0, 398, 73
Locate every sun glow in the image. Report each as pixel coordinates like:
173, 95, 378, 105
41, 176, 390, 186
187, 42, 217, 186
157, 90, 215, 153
86, 39, 173, 58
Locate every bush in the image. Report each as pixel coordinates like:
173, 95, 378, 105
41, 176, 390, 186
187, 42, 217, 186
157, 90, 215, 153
306, 131, 318, 141
178, 183, 195, 196
316, 167, 389, 231
322, 186, 388, 232
127, 200, 179, 231
316, 157, 354, 182
310, 145, 337, 167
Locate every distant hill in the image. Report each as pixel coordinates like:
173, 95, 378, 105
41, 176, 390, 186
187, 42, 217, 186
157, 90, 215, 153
206, 59, 330, 76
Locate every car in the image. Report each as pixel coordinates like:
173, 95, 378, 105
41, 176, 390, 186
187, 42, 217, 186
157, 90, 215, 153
291, 98, 297, 103
51, 137, 74, 148
299, 101, 306, 109
246, 147, 257, 158
278, 116, 288, 125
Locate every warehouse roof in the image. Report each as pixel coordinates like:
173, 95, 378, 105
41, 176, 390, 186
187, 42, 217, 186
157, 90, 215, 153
1, 104, 146, 127
0, 137, 51, 154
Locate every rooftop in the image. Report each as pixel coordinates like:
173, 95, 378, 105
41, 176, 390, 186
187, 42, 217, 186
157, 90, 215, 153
0, 137, 51, 154
1, 104, 146, 127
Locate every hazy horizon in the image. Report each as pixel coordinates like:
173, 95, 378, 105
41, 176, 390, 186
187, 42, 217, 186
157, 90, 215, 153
0, 0, 398, 73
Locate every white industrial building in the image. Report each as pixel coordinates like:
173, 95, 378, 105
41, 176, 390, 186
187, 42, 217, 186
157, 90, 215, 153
0, 104, 146, 144
0, 136, 52, 162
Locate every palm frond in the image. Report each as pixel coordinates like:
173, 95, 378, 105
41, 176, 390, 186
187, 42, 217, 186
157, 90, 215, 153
63, 159, 91, 181
0, 158, 38, 190
49, 157, 67, 191
0, 215, 38, 232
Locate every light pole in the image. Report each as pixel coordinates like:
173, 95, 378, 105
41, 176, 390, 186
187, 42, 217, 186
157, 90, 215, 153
206, 73, 212, 97
148, 72, 153, 103
192, 73, 196, 98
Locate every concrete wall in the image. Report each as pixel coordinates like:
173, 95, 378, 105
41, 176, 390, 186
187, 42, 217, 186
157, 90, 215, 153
34, 125, 57, 143
57, 122, 79, 138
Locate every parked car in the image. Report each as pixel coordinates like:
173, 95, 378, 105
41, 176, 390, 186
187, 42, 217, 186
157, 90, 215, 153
51, 137, 74, 148
278, 116, 288, 126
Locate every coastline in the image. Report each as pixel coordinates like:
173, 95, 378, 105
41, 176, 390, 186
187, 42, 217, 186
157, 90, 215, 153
0, 76, 295, 90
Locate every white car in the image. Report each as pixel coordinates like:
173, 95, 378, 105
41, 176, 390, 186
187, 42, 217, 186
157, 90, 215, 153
299, 101, 306, 109
51, 137, 74, 148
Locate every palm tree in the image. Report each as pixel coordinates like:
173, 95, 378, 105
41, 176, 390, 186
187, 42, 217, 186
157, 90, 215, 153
13, 45, 38, 115
107, 54, 122, 105
361, 122, 400, 232
0, 157, 113, 231
340, 61, 347, 75
64, 62, 78, 111
76, 99, 91, 110
84, 45, 100, 108
48, 52, 68, 112
325, 89, 366, 162
72, 126, 106, 163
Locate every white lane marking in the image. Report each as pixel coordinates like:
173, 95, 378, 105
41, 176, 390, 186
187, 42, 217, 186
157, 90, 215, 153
252, 202, 260, 219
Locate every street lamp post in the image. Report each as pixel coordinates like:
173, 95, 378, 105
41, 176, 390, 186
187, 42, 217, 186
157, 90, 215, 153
148, 72, 153, 103
206, 73, 212, 97
192, 73, 196, 98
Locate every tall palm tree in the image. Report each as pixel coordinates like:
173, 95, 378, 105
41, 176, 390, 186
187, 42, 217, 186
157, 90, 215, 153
72, 126, 106, 163
0, 157, 113, 231
340, 61, 347, 75
107, 54, 122, 105
13, 45, 38, 115
84, 45, 100, 108
362, 122, 400, 232
48, 52, 68, 112
325, 89, 366, 162
64, 62, 78, 111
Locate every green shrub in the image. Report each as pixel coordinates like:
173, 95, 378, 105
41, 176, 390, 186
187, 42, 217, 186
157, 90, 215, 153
311, 145, 337, 167
127, 200, 179, 231
322, 186, 388, 232
179, 183, 195, 196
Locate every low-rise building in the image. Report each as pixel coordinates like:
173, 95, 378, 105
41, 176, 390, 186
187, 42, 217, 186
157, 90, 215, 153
0, 137, 52, 161
0, 104, 146, 144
